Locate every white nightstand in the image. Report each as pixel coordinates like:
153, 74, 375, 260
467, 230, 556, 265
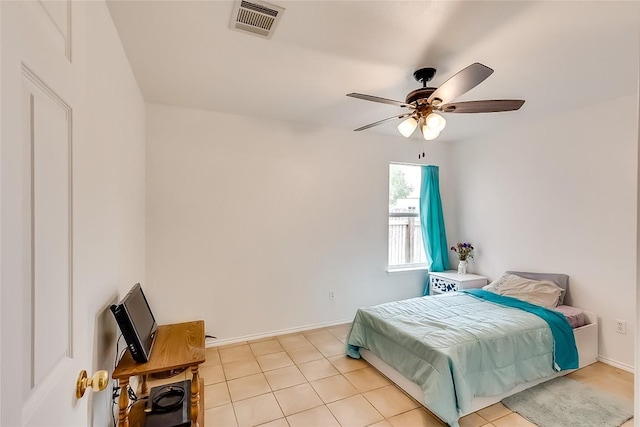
429, 271, 488, 295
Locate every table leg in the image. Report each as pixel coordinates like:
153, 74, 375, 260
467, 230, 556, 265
191, 365, 201, 427
117, 378, 130, 427
140, 374, 149, 395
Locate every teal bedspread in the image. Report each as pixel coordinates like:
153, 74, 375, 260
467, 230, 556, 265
461, 289, 578, 370
346, 291, 578, 427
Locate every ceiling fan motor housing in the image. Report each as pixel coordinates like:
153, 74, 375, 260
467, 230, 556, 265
406, 67, 438, 104
413, 67, 436, 84
405, 87, 437, 105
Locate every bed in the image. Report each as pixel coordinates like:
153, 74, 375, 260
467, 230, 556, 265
346, 272, 598, 427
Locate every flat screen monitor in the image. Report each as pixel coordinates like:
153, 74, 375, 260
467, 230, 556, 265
110, 283, 158, 363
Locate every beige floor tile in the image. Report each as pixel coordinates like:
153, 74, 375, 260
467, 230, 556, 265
304, 330, 337, 345
286, 345, 324, 364
286, 405, 340, 427
343, 367, 390, 393
205, 403, 238, 427
223, 359, 262, 380
314, 339, 347, 358
621, 419, 634, 427
248, 336, 276, 343
257, 351, 295, 371
327, 323, 351, 340
459, 412, 488, 427
274, 383, 324, 416
387, 408, 445, 427
567, 361, 634, 400
233, 393, 284, 427
310, 374, 359, 403
203, 348, 222, 366
228, 373, 271, 402
327, 394, 384, 427
220, 345, 255, 364
257, 418, 290, 427
201, 364, 226, 385
491, 413, 537, 427
277, 334, 313, 350
263, 365, 307, 391
327, 354, 368, 373
204, 382, 231, 409
298, 359, 340, 381
363, 385, 419, 418
218, 341, 249, 349
250, 339, 285, 357
476, 403, 511, 422
301, 327, 324, 333
205, 323, 633, 427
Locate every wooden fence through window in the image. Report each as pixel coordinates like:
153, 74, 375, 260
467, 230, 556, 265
389, 214, 426, 265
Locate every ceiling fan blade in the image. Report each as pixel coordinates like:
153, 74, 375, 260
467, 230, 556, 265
427, 63, 494, 105
439, 99, 525, 113
354, 112, 414, 131
347, 93, 415, 109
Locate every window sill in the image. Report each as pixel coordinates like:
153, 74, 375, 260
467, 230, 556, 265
387, 266, 429, 274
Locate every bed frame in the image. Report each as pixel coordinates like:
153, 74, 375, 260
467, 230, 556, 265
360, 310, 598, 418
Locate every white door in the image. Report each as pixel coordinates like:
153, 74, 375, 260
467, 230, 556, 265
1, 1, 90, 425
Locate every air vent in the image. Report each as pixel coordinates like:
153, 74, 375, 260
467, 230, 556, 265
230, 0, 285, 39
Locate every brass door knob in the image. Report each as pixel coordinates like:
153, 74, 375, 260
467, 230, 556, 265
76, 369, 109, 398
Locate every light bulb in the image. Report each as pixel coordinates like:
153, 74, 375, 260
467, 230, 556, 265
422, 124, 440, 141
425, 113, 446, 132
397, 117, 418, 138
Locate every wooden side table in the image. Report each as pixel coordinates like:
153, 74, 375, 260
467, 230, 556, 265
112, 320, 206, 427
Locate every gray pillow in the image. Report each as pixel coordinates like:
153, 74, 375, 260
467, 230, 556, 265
505, 271, 568, 306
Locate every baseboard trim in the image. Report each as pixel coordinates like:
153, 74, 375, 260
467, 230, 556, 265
597, 355, 635, 373
205, 318, 353, 348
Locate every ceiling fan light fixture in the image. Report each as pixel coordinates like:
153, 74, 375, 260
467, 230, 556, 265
425, 113, 446, 132
397, 117, 418, 137
421, 124, 440, 141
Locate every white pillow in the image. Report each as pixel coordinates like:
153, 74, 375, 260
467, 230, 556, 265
483, 274, 563, 309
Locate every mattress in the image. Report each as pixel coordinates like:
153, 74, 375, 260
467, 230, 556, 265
553, 305, 586, 328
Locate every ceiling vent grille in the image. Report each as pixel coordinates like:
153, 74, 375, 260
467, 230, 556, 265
230, 0, 284, 39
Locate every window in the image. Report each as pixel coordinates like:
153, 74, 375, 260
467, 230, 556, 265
388, 163, 427, 268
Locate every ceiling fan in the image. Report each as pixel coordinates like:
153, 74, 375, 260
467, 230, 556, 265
347, 63, 525, 141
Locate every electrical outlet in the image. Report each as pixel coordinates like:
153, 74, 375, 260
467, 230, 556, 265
616, 320, 627, 334
329, 291, 335, 300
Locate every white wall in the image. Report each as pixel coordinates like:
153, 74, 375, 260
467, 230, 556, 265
447, 1, 640, 369
145, 103, 453, 341
82, 2, 146, 425
450, 98, 638, 366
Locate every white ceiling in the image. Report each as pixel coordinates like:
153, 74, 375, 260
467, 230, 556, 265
107, 1, 639, 142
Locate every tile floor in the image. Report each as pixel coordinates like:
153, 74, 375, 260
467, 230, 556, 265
150, 323, 634, 427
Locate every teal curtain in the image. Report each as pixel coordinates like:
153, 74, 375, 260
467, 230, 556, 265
420, 165, 449, 295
